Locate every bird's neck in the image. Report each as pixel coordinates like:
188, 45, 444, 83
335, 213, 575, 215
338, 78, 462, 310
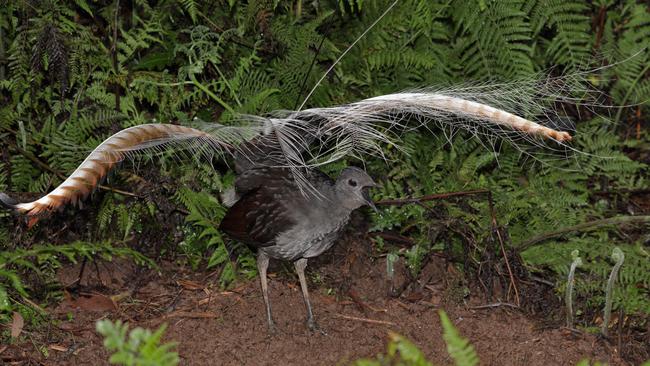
333, 185, 365, 212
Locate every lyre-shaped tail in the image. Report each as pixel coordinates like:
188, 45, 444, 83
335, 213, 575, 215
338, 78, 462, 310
1, 90, 577, 222
0, 124, 218, 218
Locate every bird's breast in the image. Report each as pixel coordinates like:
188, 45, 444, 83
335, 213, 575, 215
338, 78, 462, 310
265, 213, 351, 261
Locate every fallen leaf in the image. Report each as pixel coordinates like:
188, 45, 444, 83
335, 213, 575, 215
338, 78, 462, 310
62, 292, 117, 312
177, 280, 204, 290
11, 312, 24, 339
49, 345, 68, 352
197, 297, 213, 306
110, 291, 133, 303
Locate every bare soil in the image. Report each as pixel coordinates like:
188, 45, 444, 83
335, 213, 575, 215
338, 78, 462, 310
2, 235, 636, 366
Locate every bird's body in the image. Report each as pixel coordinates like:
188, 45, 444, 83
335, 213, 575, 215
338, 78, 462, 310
219, 165, 377, 330
221, 167, 351, 260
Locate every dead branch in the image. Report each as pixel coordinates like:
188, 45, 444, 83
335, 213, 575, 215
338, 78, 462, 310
376, 189, 490, 206
517, 215, 650, 251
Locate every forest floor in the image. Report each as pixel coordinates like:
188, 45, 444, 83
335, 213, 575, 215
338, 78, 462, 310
1, 229, 643, 365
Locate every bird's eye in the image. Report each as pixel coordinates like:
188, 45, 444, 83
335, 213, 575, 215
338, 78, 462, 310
348, 179, 357, 187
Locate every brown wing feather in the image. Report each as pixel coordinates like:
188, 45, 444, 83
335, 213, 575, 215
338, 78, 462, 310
219, 167, 335, 248
219, 185, 295, 248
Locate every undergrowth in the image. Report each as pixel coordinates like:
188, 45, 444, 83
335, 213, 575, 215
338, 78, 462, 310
0, 0, 648, 352
96, 319, 179, 366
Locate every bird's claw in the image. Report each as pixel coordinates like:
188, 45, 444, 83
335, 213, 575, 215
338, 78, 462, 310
266, 320, 278, 336
307, 319, 327, 335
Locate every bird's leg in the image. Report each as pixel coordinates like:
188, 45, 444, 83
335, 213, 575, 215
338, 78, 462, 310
294, 258, 320, 332
257, 252, 275, 332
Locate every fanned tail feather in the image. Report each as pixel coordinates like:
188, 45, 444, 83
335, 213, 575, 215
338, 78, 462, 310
1, 124, 223, 217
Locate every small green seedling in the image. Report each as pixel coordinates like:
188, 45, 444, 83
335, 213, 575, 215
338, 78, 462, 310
565, 249, 582, 328
601, 247, 624, 337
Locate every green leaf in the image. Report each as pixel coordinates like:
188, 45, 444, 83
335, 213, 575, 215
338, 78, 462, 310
74, 0, 94, 17
134, 50, 175, 71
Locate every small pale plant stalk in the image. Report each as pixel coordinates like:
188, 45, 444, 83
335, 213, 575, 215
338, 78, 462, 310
602, 247, 624, 337
386, 252, 399, 294
386, 252, 398, 280
565, 249, 582, 328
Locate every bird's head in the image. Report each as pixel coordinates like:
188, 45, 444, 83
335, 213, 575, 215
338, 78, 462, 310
335, 167, 379, 211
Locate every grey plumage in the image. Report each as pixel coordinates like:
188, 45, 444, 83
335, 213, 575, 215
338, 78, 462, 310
219, 166, 377, 331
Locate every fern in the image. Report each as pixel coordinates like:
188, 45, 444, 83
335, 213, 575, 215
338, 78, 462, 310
178, 0, 198, 23
0, 240, 154, 304
527, 0, 592, 67
352, 310, 478, 365
269, 10, 335, 108
604, 1, 650, 115
452, 0, 534, 79
96, 319, 179, 366
439, 310, 479, 366
173, 187, 256, 286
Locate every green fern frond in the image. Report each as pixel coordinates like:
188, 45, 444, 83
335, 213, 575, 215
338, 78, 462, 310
528, 0, 592, 67
178, 0, 198, 23
439, 310, 479, 366
453, 0, 534, 79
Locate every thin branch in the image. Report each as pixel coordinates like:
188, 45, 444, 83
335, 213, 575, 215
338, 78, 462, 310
469, 302, 519, 310
370, 231, 415, 247
487, 191, 520, 306
517, 215, 650, 251
333, 313, 395, 326
111, 0, 121, 112
376, 189, 490, 206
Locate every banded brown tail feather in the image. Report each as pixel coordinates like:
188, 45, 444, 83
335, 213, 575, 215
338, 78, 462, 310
0, 124, 223, 218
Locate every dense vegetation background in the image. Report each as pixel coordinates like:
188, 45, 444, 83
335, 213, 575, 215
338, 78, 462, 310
0, 0, 648, 356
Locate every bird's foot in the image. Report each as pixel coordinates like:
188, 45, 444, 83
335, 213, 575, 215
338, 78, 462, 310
307, 319, 327, 335
266, 319, 278, 336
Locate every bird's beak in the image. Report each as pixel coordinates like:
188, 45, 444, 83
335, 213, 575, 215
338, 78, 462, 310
362, 183, 380, 213
367, 199, 379, 213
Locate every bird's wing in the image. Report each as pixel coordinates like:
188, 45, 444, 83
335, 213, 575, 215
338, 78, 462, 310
220, 168, 296, 247
219, 185, 295, 248
219, 167, 335, 247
